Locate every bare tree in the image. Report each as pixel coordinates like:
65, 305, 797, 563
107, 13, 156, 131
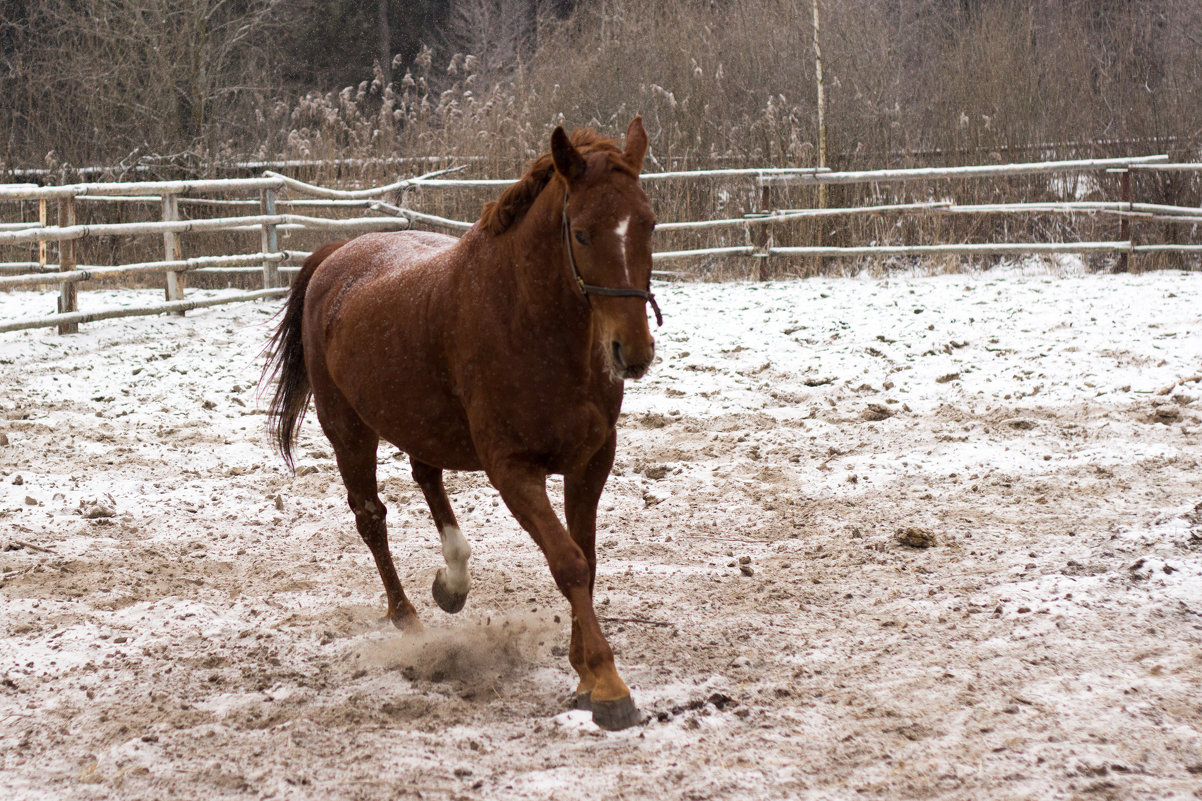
443, 0, 537, 84
3, 0, 280, 167
377, 0, 393, 86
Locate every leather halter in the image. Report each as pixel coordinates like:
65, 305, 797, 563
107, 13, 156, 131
562, 192, 663, 327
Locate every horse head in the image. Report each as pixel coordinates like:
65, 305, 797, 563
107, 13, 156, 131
552, 117, 658, 381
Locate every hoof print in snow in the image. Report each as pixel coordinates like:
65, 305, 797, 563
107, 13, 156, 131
1001, 417, 1039, 430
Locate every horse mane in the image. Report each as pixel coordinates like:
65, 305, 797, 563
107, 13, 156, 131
479, 128, 634, 235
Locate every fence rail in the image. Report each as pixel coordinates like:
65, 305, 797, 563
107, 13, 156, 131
2, 153, 1200, 335
0, 288, 288, 335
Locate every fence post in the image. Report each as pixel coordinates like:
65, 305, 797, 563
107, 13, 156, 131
38, 199, 48, 271
751, 180, 775, 280
56, 196, 78, 335
1117, 168, 1132, 273
162, 193, 186, 314
260, 188, 280, 288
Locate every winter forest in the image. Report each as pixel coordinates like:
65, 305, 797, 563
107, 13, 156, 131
2, 0, 1201, 176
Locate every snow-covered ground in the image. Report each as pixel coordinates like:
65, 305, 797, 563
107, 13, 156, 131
1, 264, 1201, 800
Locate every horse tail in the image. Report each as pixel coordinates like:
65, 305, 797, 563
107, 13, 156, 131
263, 241, 346, 470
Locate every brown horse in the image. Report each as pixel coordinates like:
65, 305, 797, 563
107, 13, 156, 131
263, 118, 659, 730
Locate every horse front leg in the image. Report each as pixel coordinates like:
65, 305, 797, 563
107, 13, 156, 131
487, 458, 640, 730
563, 431, 616, 711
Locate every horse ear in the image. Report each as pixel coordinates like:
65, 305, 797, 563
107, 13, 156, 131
551, 126, 586, 183
624, 116, 648, 174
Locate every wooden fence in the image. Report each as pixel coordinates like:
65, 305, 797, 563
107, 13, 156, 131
2, 154, 1200, 335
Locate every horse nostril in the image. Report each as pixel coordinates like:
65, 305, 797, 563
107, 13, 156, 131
611, 341, 624, 367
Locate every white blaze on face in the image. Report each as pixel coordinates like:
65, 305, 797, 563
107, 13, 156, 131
614, 215, 632, 283
439, 524, 471, 595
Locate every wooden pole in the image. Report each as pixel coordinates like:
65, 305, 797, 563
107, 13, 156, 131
162, 193, 186, 314
651, 240, 1136, 263
811, 0, 827, 210
38, 199, 48, 271
811, 0, 828, 277
752, 183, 774, 280
56, 196, 78, 334
0, 288, 289, 335
1118, 169, 1131, 273
260, 188, 280, 288
0, 211, 409, 246
0, 252, 291, 289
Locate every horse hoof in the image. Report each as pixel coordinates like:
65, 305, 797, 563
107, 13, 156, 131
590, 695, 643, 731
571, 691, 592, 711
432, 571, 467, 614
381, 613, 424, 633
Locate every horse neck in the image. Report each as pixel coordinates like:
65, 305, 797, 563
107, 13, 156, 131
497, 185, 594, 340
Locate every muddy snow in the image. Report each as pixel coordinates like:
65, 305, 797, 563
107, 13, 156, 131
2, 265, 1201, 800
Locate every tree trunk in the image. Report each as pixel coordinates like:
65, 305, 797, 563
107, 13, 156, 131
377, 0, 392, 85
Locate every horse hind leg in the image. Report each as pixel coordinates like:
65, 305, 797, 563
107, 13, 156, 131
316, 388, 422, 631
411, 459, 471, 613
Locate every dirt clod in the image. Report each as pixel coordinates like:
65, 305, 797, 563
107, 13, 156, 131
642, 464, 671, 480
1152, 405, 1182, 424
896, 527, 938, 548
862, 403, 895, 421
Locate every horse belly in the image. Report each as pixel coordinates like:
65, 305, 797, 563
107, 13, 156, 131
375, 392, 482, 471
330, 343, 481, 471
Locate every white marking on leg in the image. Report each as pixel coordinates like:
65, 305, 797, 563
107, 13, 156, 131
439, 525, 471, 595
614, 215, 631, 283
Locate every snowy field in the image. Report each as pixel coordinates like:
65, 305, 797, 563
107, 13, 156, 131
1, 265, 1201, 800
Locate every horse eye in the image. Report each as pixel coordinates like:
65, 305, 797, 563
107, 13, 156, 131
574, 230, 590, 246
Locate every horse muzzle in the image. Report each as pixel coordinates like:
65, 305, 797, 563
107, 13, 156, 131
610, 339, 655, 380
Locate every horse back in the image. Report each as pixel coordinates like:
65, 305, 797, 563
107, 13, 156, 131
305, 230, 460, 333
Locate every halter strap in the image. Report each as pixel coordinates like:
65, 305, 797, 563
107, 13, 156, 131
562, 192, 663, 327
